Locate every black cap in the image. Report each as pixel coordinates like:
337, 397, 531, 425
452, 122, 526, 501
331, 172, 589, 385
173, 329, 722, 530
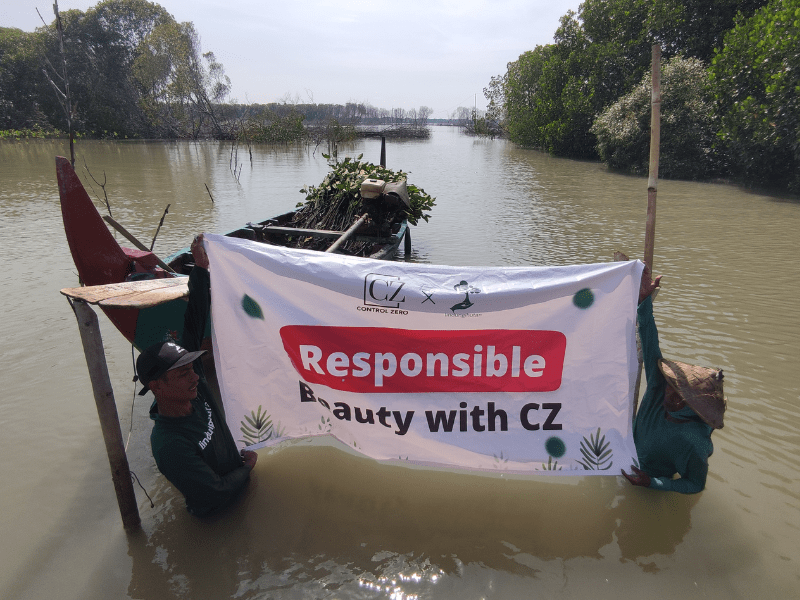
136, 342, 206, 396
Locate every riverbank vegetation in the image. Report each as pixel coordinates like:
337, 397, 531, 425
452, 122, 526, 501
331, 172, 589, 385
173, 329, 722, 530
485, 0, 799, 192
0, 0, 431, 144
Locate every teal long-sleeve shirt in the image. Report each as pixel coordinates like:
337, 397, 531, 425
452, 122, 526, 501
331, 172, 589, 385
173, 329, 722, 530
150, 266, 251, 516
634, 297, 714, 494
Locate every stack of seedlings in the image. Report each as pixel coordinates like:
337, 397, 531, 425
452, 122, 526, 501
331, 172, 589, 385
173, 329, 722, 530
288, 154, 435, 256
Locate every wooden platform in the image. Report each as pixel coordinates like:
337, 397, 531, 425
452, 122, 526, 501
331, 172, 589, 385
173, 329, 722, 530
60, 277, 188, 309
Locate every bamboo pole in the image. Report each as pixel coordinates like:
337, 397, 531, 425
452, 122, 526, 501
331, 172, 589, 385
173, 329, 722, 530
71, 300, 141, 532
326, 213, 369, 254
633, 45, 662, 420
644, 45, 662, 271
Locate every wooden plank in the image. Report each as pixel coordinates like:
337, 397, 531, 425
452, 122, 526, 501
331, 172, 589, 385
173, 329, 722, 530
101, 285, 188, 308
263, 225, 344, 238
61, 277, 188, 308
262, 225, 394, 245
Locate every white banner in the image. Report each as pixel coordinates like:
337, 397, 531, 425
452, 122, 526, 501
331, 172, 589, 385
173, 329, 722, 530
206, 233, 643, 475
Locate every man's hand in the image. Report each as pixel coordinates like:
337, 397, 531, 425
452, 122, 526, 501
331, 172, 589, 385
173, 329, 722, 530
191, 234, 210, 270
241, 450, 258, 470
639, 265, 662, 304
621, 465, 652, 487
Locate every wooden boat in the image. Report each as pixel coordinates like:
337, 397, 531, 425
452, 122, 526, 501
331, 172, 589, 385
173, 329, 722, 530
56, 156, 409, 350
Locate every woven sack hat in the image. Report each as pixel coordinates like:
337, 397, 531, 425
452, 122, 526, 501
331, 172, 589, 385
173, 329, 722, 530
659, 358, 727, 429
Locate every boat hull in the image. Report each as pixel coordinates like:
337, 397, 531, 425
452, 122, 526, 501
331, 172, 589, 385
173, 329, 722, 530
57, 156, 407, 350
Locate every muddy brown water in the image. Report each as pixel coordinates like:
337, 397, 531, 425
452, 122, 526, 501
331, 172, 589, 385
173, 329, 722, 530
1, 128, 798, 599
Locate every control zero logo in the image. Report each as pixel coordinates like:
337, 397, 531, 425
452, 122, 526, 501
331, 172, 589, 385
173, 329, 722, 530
364, 273, 406, 308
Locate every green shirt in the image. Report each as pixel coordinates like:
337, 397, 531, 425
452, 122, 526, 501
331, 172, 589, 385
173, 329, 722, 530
634, 297, 714, 494
150, 267, 251, 515
151, 393, 250, 516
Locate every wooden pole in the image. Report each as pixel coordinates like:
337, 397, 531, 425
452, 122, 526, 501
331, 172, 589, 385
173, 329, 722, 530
71, 300, 141, 532
404, 227, 411, 255
326, 213, 369, 254
380, 136, 386, 168
633, 45, 662, 420
644, 44, 662, 271
102, 215, 177, 274
150, 203, 170, 251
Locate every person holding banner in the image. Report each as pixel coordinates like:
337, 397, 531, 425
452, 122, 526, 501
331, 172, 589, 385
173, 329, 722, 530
137, 235, 257, 516
622, 268, 727, 494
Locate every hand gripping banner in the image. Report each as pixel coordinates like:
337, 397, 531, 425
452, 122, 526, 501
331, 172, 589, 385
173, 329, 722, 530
205, 234, 644, 475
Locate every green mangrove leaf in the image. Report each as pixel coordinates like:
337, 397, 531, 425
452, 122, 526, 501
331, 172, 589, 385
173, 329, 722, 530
242, 294, 264, 320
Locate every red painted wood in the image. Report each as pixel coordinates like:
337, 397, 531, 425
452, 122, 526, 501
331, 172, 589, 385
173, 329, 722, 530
56, 156, 139, 342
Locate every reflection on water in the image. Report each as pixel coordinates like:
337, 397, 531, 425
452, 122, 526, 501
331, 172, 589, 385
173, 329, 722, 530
1, 129, 798, 599
126, 442, 701, 599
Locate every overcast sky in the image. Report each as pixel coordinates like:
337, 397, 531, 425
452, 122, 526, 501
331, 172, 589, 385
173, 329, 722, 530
5, 0, 580, 117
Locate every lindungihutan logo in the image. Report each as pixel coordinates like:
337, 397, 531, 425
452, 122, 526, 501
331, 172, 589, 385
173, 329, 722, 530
450, 280, 481, 313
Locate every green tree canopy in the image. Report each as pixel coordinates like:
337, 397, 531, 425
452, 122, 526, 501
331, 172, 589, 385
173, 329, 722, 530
649, 0, 769, 61
35, 0, 175, 137
711, 0, 800, 191
592, 56, 721, 179
0, 0, 230, 138
499, 1, 655, 157
492, 0, 773, 167
133, 20, 230, 138
0, 27, 48, 131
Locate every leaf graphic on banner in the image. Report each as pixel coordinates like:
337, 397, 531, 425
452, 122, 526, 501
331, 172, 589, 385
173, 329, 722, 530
493, 451, 509, 466
239, 405, 282, 446
577, 427, 613, 470
242, 294, 264, 319
542, 455, 562, 470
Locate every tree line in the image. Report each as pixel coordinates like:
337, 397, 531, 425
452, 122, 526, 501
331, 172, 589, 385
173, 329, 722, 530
485, 0, 799, 192
0, 0, 432, 142
1, 0, 230, 139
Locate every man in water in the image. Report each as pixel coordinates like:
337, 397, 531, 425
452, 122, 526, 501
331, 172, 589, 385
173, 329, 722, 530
137, 235, 257, 515
622, 267, 726, 493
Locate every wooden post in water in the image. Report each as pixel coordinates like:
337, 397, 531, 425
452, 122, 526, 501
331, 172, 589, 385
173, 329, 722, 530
634, 45, 662, 419
71, 300, 141, 532
376, 136, 411, 254
378, 135, 411, 254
